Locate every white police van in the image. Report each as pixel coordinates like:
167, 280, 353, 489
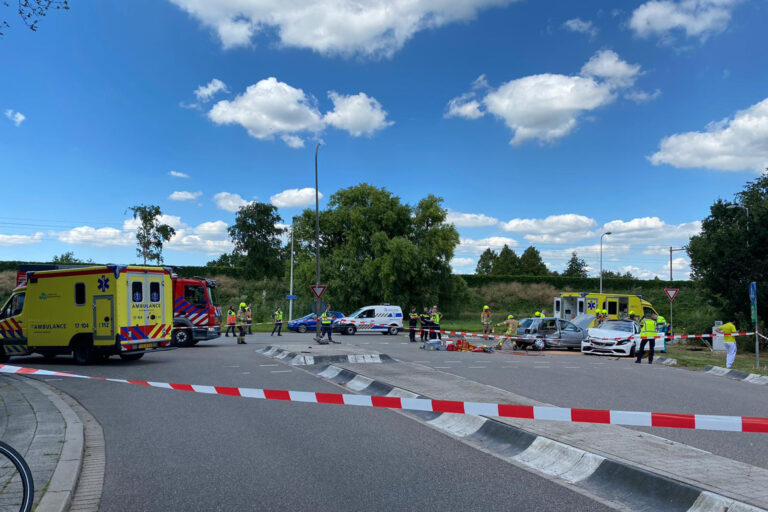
335, 304, 403, 336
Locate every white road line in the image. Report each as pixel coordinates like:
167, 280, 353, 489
413, 361, 429, 363
241, 372, 251, 374
468, 366, 486, 369
271, 370, 292, 373
434, 366, 452, 369
445, 360, 461, 363
225, 365, 240, 368
565, 366, 580, 369
260, 364, 279, 367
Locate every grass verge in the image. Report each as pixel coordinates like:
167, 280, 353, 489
664, 344, 768, 376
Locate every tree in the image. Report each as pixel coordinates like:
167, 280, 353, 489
475, 248, 496, 275
563, 251, 588, 277
491, 245, 520, 275
601, 270, 634, 279
129, 205, 176, 265
688, 172, 768, 329
228, 202, 285, 279
51, 251, 90, 264
519, 246, 548, 276
1, 0, 69, 36
206, 253, 245, 268
292, 184, 464, 314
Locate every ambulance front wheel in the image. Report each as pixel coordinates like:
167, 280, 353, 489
172, 329, 192, 347
119, 353, 144, 361
71, 339, 94, 365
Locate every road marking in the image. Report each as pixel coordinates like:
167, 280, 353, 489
271, 370, 292, 373
413, 361, 429, 363
565, 366, 580, 369
241, 372, 251, 374
434, 366, 452, 369
225, 365, 240, 368
445, 360, 461, 363
260, 364, 279, 367
468, 366, 486, 369
381, 342, 389, 345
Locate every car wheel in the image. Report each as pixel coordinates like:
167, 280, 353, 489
345, 325, 356, 336
629, 346, 636, 358
120, 353, 144, 361
172, 328, 192, 347
388, 326, 399, 336
72, 340, 93, 365
297, 324, 307, 333
0, 347, 9, 363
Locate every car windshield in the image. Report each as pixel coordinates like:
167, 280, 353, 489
519, 318, 533, 328
207, 287, 220, 306
348, 308, 364, 318
600, 321, 635, 333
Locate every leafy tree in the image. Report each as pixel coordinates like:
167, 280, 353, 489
51, 251, 90, 264
601, 270, 635, 279
206, 253, 245, 268
491, 245, 520, 275
228, 202, 285, 279
688, 173, 768, 330
475, 248, 496, 275
292, 184, 464, 314
128, 204, 176, 265
563, 251, 588, 278
1, 0, 69, 36
519, 246, 548, 276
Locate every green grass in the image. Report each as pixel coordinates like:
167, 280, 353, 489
664, 344, 768, 376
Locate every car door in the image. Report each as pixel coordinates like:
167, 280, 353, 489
559, 320, 584, 347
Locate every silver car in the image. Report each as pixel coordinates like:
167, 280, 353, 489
520, 314, 595, 350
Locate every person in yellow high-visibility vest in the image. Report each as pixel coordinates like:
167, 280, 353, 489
635, 312, 658, 364
271, 307, 283, 337
318, 306, 337, 343
225, 306, 236, 337
716, 321, 738, 369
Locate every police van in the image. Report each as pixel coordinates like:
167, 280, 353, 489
0, 265, 173, 364
335, 304, 403, 336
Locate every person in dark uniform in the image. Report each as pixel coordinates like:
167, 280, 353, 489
408, 306, 419, 343
419, 307, 431, 342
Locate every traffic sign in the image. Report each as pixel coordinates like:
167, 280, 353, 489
664, 288, 679, 302
309, 285, 327, 299
286, 294, 298, 300
311, 300, 328, 315
749, 281, 757, 303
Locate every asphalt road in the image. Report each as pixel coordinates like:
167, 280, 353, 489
12, 336, 613, 512
335, 331, 768, 469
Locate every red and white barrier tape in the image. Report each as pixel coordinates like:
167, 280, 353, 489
1, 363, 765, 433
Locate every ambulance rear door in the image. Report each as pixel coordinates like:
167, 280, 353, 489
126, 272, 166, 343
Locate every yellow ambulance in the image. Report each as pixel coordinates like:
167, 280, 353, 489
0, 265, 173, 364
553, 292, 658, 325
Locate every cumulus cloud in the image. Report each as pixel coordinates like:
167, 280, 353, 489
169, 171, 190, 178
213, 192, 250, 212
602, 217, 701, 242
208, 78, 391, 147
447, 50, 643, 145
625, 89, 662, 103
629, 0, 741, 42
323, 92, 393, 136
457, 237, 518, 254
4, 109, 25, 126
450, 257, 476, 270
167, 220, 233, 254
169, 190, 203, 201
501, 214, 597, 244
194, 78, 228, 102
57, 227, 134, 247
270, 188, 322, 208
168, 0, 518, 57
563, 18, 598, 37
0, 232, 43, 246
650, 97, 768, 172
445, 210, 499, 227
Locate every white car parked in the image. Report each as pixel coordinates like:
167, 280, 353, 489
582, 320, 649, 357
335, 304, 403, 336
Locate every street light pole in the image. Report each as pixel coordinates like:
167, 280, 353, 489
669, 247, 685, 280
599, 232, 611, 294
289, 216, 295, 322
727, 203, 756, 367
314, 143, 322, 341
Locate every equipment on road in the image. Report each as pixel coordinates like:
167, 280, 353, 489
0, 440, 34, 512
0, 265, 173, 364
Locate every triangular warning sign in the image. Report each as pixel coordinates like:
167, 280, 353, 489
664, 288, 679, 302
310, 285, 327, 299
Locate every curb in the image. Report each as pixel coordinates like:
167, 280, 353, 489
21, 378, 84, 512
655, 356, 678, 366
311, 363, 765, 512
257, 346, 394, 366
703, 366, 768, 385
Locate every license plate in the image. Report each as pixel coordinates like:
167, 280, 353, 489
139, 342, 154, 349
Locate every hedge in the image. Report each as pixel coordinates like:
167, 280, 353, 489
457, 274, 693, 292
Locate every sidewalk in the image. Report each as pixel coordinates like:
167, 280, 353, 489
0, 374, 84, 512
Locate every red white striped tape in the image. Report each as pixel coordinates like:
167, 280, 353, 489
1, 363, 765, 433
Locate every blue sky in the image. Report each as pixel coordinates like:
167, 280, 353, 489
1, 0, 767, 278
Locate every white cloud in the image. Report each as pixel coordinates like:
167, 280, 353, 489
209, 77, 324, 145
0, 232, 43, 246
446, 210, 499, 227
625, 89, 662, 103
4, 109, 26, 126
281, 134, 305, 148
323, 91, 393, 136
270, 188, 321, 208
57, 227, 134, 247
450, 257, 476, 270
194, 78, 228, 102
169, 171, 190, 178
168, 0, 518, 57
457, 237, 518, 254
563, 18, 598, 37
449, 50, 642, 145
629, 0, 740, 41
169, 190, 203, 201
501, 214, 597, 244
649, 97, 768, 172
213, 192, 250, 212
167, 220, 233, 254
602, 217, 701, 242
122, 214, 187, 232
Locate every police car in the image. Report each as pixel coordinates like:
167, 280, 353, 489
335, 305, 403, 335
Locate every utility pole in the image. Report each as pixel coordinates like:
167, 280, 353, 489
289, 217, 295, 321
314, 143, 322, 342
669, 246, 685, 281
599, 232, 611, 293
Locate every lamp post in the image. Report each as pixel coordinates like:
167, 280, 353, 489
726, 203, 756, 367
599, 232, 612, 293
289, 216, 296, 322
314, 143, 322, 341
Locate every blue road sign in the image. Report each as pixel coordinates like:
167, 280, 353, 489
286, 294, 298, 300
749, 282, 757, 303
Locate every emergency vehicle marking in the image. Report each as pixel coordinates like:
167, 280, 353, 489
173, 297, 207, 325
98, 275, 110, 292
119, 324, 170, 341
0, 319, 23, 339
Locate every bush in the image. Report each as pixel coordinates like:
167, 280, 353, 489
0, 271, 17, 299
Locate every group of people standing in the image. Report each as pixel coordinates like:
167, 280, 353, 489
408, 306, 442, 343
224, 303, 251, 344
